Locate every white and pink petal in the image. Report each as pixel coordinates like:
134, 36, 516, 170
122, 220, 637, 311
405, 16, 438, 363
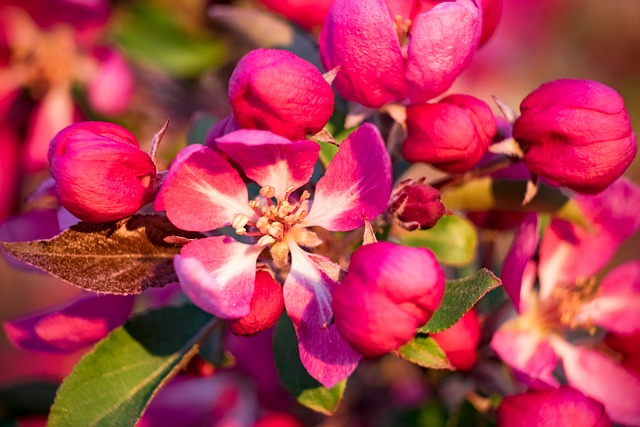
283, 243, 361, 388
159, 146, 255, 232
305, 124, 392, 231
215, 129, 319, 200
175, 236, 262, 319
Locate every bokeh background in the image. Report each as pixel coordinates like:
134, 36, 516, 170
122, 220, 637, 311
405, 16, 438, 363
1, 0, 639, 424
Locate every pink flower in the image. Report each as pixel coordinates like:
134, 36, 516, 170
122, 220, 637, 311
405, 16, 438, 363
319, 0, 481, 108
49, 122, 156, 223
403, 94, 496, 173
332, 242, 444, 358
258, 0, 333, 31
157, 124, 392, 387
86, 47, 135, 116
227, 269, 285, 336
492, 178, 640, 424
497, 386, 611, 427
478, 0, 503, 47
228, 49, 334, 141
388, 178, 445, 230
431, 309, 480, 371
513, 79, 637, 194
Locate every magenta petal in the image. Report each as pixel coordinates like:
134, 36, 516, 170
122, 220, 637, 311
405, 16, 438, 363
501, 213, 539, 312
160, 145, 255, 232
552, 338, 640, 425
283, 243, 361, 388
405, 0, 481, 103
87, 46, 134, 116
491, 328, 559, 389
176, 237, 262, 319
305, 124, 392, 231
538, 178, 640, 300
215, 130, 319, 199
319, 0, 405, 108
4, 294, 134, 354
498, 386, 611, 427
577, 261, 640, 334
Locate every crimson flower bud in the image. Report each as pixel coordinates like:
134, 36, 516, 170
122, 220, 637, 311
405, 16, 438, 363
49, 122, 156, 223
403, 94, 496, 173
228, 49, 334, 141
333, 242, 444, 358
227, 269, 284, 336
431, 309, 480, 371
513, 79, 637, 194
389, 178, 445, 230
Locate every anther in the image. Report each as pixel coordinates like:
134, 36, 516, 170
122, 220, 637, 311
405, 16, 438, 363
232, 214, 249, 230
257, 235, 276, 248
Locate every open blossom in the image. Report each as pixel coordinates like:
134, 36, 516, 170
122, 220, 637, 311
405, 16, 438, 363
319, 0, 481, 108
403, 94, 496, 173
332, 242, 444, 357
228, 49, 334, 141
492, 178, 640, 425
157, 124, 392, 387
513, 79, 637, 194
49, 122, 156, 223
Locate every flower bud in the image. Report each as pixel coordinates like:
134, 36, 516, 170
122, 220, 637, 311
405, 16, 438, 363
49, 121, 156, 223
258, 0, 332, 31
497, 386, 611, 427
227, 269, 284, 336
478, 0, 502, 47
431, 309, 480, 371
389, 178, 445, 230
228, 49, 334, 141
333, 242, 444, 358
403, 94, 496, 173
513, 79, 637, 194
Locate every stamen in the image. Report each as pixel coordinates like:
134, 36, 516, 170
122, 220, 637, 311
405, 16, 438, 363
257, 235, 276, 247
259, 185, 276, 199
232, 214, 249, 230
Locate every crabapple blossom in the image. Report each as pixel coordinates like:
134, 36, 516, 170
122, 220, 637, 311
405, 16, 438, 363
332, 242, 444, 358
492, 178, 640, 424
49, 122, 156, 223
157, 124, 392, 387
431, 308, 480, 371
513, 79, 637, 194
228, 49, 334, 141
319, 0, 481, 108
403, 94, 496, 173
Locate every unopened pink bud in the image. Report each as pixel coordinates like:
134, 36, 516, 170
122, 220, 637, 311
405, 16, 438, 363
403, 94, 496, 173
497, 386, 612, 427
431, 309, 480, 371
258, 0, 332, 31
49, 122, 156, 223
513, 79, 637, 194
478, 0, 502, 47
333, 242, 444, 358
389, 178, 445, 230
227, 269, 284, 336
228, 49, 334, 141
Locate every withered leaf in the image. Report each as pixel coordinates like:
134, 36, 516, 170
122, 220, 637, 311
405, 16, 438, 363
1, 215, 202, 295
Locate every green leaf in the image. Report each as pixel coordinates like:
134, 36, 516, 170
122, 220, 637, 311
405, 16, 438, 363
273, 314, 346, 415
0, 215, 202, 295
397, 335, 454, 370
48, 305, 217, 427
394, 215, 478, 266
441, 177, 590, 229
420, 269, 501, 334
113, 2, 226, 77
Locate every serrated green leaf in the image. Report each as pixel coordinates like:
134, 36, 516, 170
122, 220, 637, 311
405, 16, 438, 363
394, 215, 478, 266
441, 177, 590, 229
273, 314, 346, 415
420, 269, 501, 334
48, 305, 217, 427
397, 335, 454, 370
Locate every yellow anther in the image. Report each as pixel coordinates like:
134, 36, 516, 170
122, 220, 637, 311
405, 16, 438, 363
257, 235, 276, 248
232, 214, 249, 230
259, 185, 276, 199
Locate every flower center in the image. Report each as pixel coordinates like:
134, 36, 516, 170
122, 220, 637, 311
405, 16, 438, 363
232, 185, 311, 248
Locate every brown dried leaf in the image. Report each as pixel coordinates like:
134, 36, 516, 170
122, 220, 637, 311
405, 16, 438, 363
1, 215, 202, 295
